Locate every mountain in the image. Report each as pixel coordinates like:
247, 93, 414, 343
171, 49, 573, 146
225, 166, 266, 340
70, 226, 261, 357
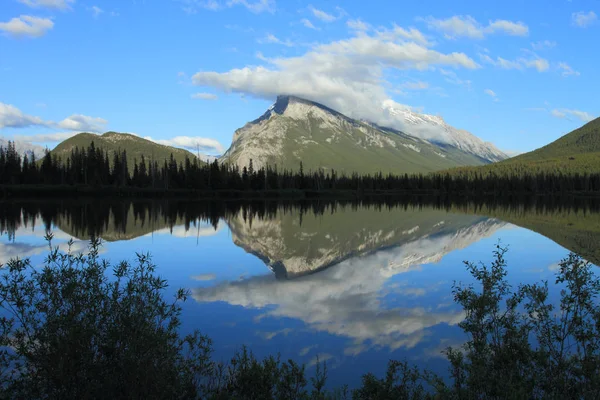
194, 210, 503, 355
447, 117, 600, 176
0, 137, 45, 160
51, 132, 199, 168
226, 205, 505, 279
381, 101, 507, 163
220, 95, 506, 174
198, 154, 219, 163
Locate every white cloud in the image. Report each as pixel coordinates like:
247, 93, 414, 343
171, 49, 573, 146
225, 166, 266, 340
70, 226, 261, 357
14, 132, 79, 143
486, 19, 529, 36
309, 5, 337, 22
299, 345, 317, 356
420, 15, 528, 39
439, 68, 472, 89
177, 0, 218, 13
557, 62, 580, 77
259, 33, 294, 47
484, 89, 499, 102
57, 115, 107, 132
531, 40, 556, 50
572, 11, 597, 28
548, 262, 561, 272
0, 15, 54, 38
226, 0, 275, 13
145, 136, 225, 154
402, 81, 429, 90
308, 353, 334, 367
177, 0, 274, 14
191, 26, 478, 140
0, 102, 45, 128
18, 0, 74, 10
551, 109, 595, 123
421, 15, 482, 39
0, 235, 90, 265
347, 19, 369, 31
191, 92, 218, 100
0, 103, 107, 132
191, 273, 217, 281
89, 6, 103, 18
376, 24, 431, 46
479, 53, 549, 72
495, 56, 522, 69
197, 0, 220, 11
300, 18, 318, 30
524, 58, 550, 72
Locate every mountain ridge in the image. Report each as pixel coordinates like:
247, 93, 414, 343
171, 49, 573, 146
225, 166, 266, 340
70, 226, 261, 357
446, 116, 600, 175
381, 101, 507, 162
221, 95, 506, 174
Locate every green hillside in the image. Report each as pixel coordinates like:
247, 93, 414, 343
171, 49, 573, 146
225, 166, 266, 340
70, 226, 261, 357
452, 204, 600, 266
446, 117, 600, 176
51, 132, 199, 169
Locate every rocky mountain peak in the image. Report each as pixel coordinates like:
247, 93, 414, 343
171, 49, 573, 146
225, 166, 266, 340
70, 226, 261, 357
222, 94, 507, 173
272, 95, 308, 115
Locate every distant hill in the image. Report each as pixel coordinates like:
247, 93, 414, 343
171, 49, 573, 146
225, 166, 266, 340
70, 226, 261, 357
446, 117, 600, 176
220, 95, 506, 175
51, 132, 199, 168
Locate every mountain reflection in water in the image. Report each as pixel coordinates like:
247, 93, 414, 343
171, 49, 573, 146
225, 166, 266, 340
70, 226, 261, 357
1, 196, 598, 267
0, 196, 599, 385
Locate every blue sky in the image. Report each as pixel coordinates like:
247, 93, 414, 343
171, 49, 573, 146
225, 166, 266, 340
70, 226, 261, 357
0, 0, 598, 155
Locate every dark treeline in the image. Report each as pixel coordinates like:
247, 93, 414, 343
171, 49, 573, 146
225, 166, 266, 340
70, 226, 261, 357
2, 195, 599, 242
0, 142, 600, 193
2, 141, 600, 195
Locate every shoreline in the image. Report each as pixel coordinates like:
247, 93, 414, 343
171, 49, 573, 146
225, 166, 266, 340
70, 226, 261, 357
2, 184, 600, 199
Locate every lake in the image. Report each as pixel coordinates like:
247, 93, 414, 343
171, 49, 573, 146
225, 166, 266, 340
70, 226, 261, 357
1, 197, 599, 388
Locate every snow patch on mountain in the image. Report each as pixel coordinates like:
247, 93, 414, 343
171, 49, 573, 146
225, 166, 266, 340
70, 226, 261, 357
382, 100, 508, 162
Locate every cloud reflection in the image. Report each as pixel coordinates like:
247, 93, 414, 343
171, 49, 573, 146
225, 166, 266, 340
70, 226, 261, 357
193, 219, 505, 355
1, 226, 91, 265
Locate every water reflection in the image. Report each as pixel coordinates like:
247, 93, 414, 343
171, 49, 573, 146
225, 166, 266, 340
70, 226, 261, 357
0, 197, 598, 384
1, 196, 599, 264
226, 206, 506, 278
0, 226, 90, 264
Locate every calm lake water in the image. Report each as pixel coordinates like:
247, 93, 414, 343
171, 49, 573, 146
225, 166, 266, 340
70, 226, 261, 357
1, 198, 599, 388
